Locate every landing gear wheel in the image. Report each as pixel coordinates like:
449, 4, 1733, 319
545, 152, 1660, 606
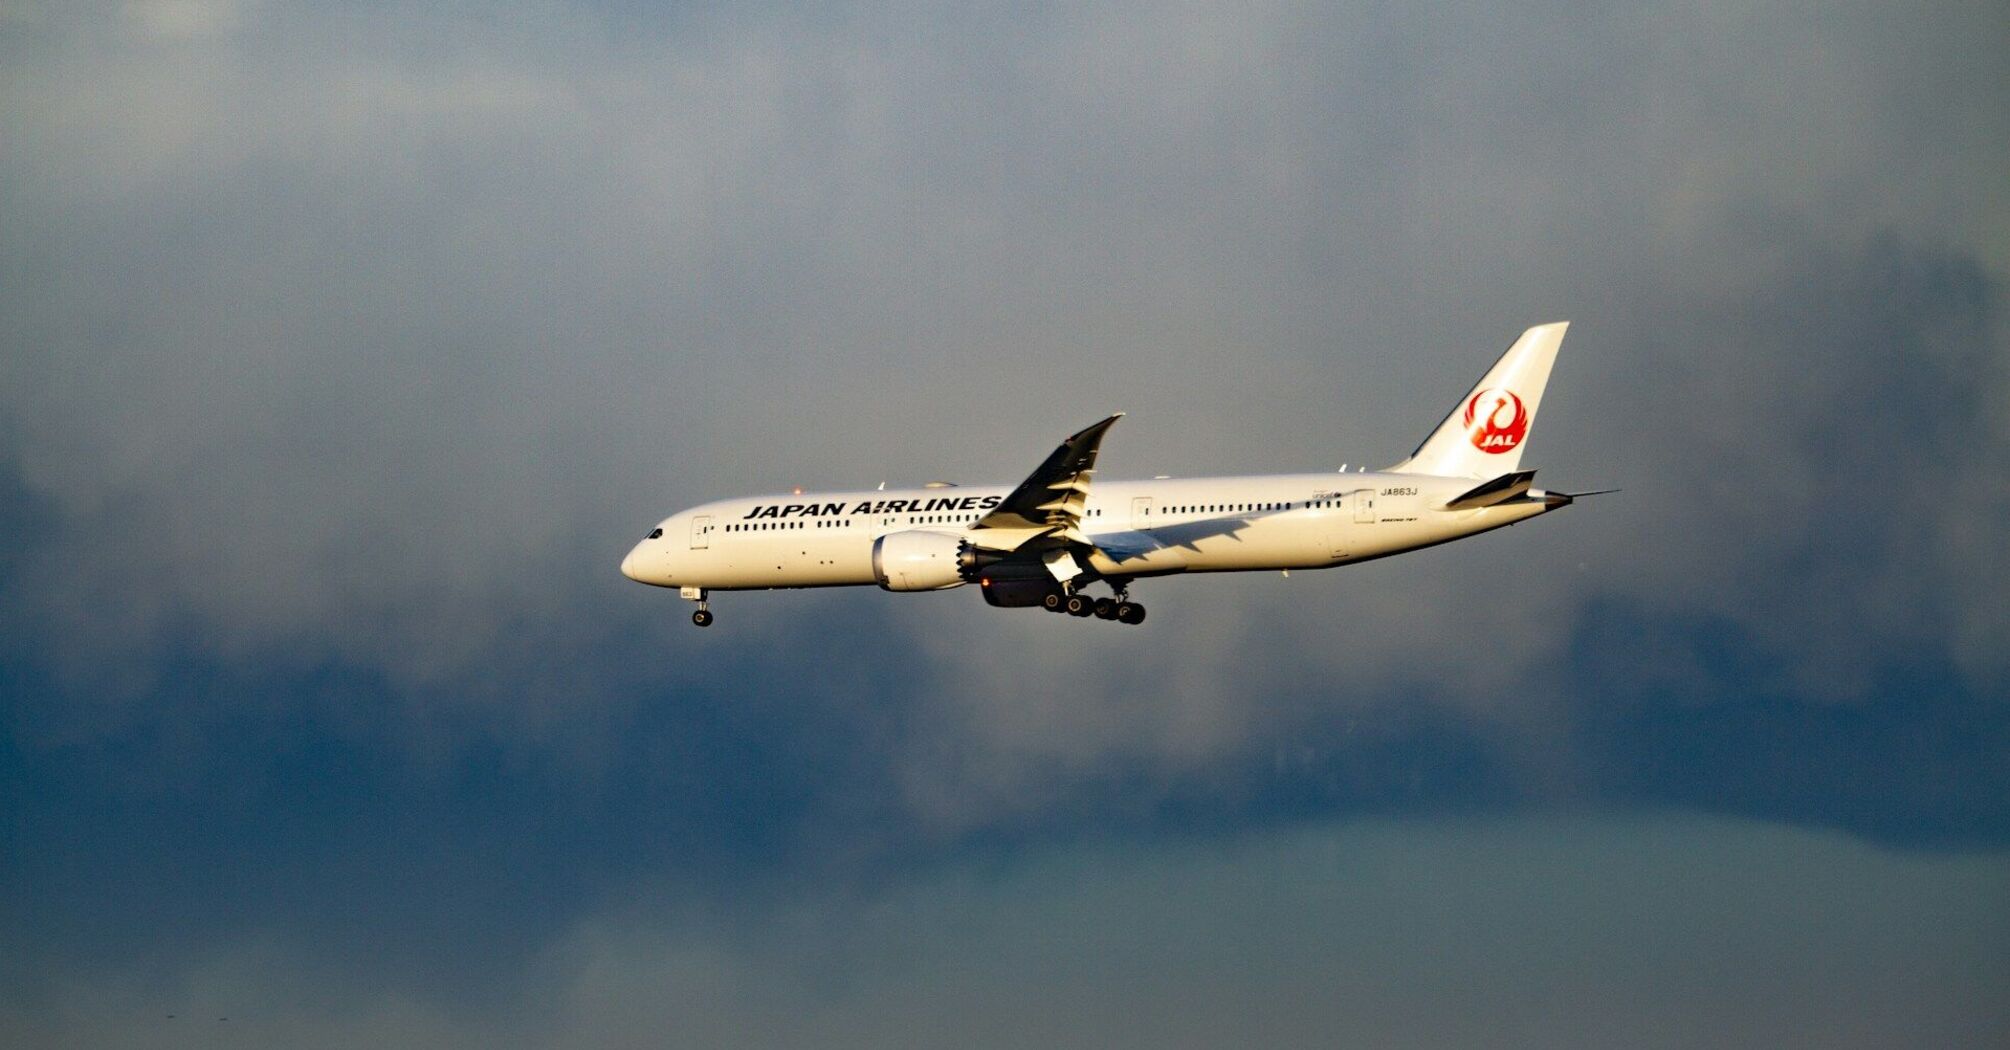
1116, 602, 1145, 625
1065, 594, 1095, 617
691, 609, 714, 627
1093, 597, 1118, 619
1042, 591, 1067, 613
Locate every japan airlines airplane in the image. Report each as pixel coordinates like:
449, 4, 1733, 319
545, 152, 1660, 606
622, 323, 1597, 627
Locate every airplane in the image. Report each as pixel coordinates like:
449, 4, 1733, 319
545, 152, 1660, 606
621, 322, 1599, 627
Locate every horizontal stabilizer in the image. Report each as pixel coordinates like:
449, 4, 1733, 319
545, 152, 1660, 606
1444, 469, 1538, 509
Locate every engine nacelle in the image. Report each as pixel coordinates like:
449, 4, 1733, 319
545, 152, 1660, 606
872, 530, 969, 592
975, 562, 1060, 608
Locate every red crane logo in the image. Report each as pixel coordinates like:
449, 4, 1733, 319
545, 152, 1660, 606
1465, 389, 1528, 453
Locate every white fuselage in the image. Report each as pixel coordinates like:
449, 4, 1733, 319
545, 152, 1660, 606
619, 471, 1555, 592
623, 323, 1583, 623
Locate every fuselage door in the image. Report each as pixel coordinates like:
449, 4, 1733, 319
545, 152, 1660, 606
1354, 490, 1376, 524
691, 515, 712, 549
1131, 496, 1154, 530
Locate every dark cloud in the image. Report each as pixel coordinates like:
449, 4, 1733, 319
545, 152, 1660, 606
4, 0, 2008, 1042
6, 816, 2007, 1049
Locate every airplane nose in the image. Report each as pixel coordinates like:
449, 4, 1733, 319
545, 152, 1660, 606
620, 546, 642, 582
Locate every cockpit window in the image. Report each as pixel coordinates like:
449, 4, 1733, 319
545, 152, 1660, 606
647, 528, 663, 539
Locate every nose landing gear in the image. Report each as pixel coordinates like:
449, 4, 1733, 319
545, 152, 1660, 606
683, 587, 713, 627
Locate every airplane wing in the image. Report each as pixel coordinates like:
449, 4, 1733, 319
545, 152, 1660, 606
969, 413, 1122, 552
1083, 528, 1166, 564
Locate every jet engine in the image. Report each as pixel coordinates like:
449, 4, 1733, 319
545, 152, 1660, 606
872, 530, 971, 591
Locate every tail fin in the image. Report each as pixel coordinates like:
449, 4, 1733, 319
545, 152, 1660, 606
1388, 322, 1569, 478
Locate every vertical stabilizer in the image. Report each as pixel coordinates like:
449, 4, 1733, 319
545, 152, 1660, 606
1388, 322, 1569, 478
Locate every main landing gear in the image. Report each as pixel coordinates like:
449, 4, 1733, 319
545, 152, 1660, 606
1045, 585, 1146, 625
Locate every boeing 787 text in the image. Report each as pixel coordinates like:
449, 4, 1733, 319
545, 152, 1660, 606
622, 323, 1603, 627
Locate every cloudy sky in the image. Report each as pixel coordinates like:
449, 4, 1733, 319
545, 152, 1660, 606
3, 0, 2007, 1045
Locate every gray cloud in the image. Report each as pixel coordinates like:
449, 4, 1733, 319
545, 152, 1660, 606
5, 4, 2010, 1041
3, 0, 2007, 819
6, 814, 2006, 1049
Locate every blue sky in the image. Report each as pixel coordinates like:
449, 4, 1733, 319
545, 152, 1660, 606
4, 1, 2008, 1045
